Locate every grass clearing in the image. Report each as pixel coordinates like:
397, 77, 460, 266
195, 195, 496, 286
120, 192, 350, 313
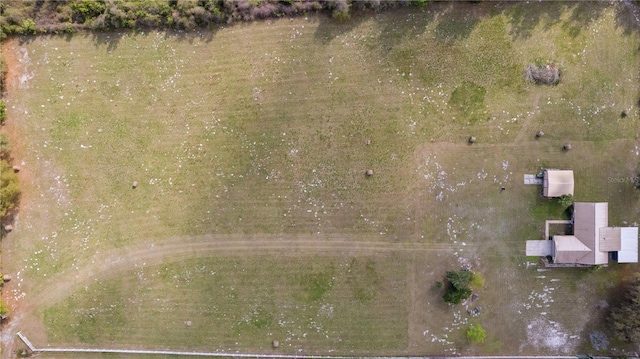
42, 255, 410, 353
1, 1, 640, 356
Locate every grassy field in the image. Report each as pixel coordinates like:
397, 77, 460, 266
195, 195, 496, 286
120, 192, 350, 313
2, 1, 640, 356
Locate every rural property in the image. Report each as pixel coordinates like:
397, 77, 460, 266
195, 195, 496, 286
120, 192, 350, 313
1, 1, 640, 358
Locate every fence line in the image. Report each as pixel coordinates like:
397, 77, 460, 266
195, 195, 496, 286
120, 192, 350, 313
15, 332, 608, 359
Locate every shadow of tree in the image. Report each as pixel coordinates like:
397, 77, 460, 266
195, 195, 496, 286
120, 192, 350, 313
614, 0, 640, 35
89, 31, 124, 52
432, 2, 484, 45
313, 10, 375, 45
86, 27, 217, 51
503, 1, 609, 40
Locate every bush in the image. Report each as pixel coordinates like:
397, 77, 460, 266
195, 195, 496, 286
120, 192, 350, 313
466, 324, 486, 343
0, 100, 5, 124
70, 0, 106, 24
558, 194, 573, 208
470, 272, 485, 288
20, 18, 36, 34
524, 63, 560, 85
0, 159, 20, 217
0, 132, 10, 159
0, 300, 7, 315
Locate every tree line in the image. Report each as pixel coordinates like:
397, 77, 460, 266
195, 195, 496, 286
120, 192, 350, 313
0, 0, 436, 39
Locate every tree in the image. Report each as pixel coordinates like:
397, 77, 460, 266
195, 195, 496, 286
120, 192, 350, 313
443, 286, 472, 304
466, 324, 486, 343
609, 272, 640, 343
558, 194, 573, 208
0, 159, 20, 217
443, 270, 473, 304
446, 270, 472, 289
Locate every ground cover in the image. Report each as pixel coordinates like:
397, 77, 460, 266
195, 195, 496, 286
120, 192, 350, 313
1, 1, 640, 357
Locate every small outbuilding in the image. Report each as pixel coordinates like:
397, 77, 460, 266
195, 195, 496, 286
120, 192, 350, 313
543, 169, 574, 198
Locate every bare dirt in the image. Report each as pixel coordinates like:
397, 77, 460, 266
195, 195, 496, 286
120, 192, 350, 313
1, 38, 47, 359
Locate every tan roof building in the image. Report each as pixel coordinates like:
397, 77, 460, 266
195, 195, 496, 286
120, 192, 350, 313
552, 202, 638, 265
543, 170, 575, 197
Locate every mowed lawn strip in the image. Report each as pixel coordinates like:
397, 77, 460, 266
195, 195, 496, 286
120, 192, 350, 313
42, 254, 409, 353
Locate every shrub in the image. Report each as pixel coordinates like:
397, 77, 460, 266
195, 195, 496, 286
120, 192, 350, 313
524, 63, 560, 85
19, 19, 36, 35
70, 0, 106, 24
0, 100, 5, 124
558, 194, 573, 208
0, 132, 10, 159
466, 324, 487, 343
470, 272, 485, 289
0, 159, 20, 217
0, 300, 7, 315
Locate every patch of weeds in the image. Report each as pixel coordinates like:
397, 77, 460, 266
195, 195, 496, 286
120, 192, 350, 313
449, 81, 487, 124
346, 258, 379, 302
299, 265, 335, 302
470, 272, 485, 289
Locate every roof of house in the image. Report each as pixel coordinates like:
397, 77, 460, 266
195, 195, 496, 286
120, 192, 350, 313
618, 227, 639, 263
553, 235, 592, 263
571, 202, 609, 265
599, 227, 622, 252
543, 170, 575, 197
552, 202, 639, 265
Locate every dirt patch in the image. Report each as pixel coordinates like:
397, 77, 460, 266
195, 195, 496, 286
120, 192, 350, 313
525, 317, 579, 354
2, 38, 21, 91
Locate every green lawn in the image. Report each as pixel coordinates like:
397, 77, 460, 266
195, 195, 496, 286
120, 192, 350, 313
2, 1, 640, 356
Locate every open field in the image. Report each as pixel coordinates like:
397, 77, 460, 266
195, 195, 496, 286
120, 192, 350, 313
2, 1, 640, 357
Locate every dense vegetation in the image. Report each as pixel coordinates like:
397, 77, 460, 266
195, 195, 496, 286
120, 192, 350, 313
443, 270, 473, 304
0, 160, 19, 219
466, 324, 486, 343
0, 0, 423, 39
609, 272, 640, 343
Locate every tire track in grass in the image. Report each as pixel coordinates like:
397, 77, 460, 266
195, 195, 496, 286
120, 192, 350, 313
0, 235, 453, 357
28, 235, 455, 309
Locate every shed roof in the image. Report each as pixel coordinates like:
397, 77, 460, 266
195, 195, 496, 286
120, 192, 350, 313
618, 227, 639, 263
543, 170, 575, 197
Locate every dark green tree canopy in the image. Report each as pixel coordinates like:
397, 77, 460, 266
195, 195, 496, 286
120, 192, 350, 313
609, 272, 640, 343
443, 270, 473, 304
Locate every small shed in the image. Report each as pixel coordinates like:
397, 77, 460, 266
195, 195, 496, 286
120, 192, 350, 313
617, 227, 639, 263
543, 169, 574, 197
